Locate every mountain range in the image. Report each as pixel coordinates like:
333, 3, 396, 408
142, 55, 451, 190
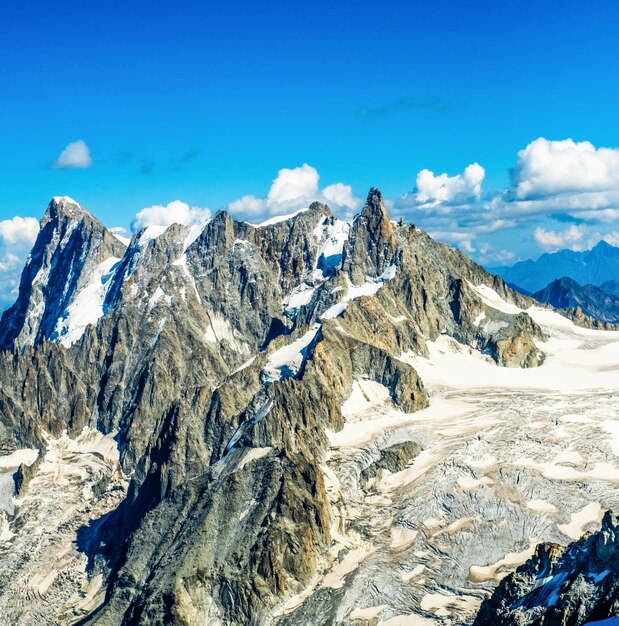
532, 277, 619, 324
0, 192, 619, 625
491, 240, 619, 294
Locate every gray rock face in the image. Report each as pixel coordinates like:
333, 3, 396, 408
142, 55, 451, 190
360, 440, 422, 485
342, 188, 397, 284
0, 188, 550, 625
474, 511, 619, 626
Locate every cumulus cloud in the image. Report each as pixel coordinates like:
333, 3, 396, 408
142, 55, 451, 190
228, 195, 265, 217
390, 138, 619, 262
227, 164, 362, 221
513, 138, 619, 200
267, 164, 319, 205
50, 140, 93, 169
415, 163, 485, 207
322, 183, 359, 210
0, 215, 40, 311
534, 225, 585, 251
131, 200, 211, 231
0, 216, 40, 245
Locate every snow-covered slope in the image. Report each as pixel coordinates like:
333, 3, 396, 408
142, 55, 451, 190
296, 286, 619, 625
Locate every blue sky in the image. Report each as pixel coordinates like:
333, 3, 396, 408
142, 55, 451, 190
3, 0, 619, 306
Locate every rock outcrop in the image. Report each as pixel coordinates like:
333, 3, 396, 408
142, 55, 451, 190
474, 511, 619, 626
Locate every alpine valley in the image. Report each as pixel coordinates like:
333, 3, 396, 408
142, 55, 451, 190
2, 190, 619, 626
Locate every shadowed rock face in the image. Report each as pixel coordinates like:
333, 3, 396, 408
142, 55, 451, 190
0, 189, 547, 625
474, 511, 619, 626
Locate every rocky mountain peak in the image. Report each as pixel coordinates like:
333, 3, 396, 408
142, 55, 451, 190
0, 188, 564, 626
306, 200, 333, 218
360, 186, 387, 219
0, 197, 126, 351
44, 196, 91, 224
342, 186, 397, 284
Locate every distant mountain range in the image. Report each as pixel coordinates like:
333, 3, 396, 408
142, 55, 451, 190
532, 276, 619, 323
491, 240, 619, 293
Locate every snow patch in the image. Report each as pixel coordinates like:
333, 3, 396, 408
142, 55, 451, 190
236, 447, 273, 472
342, 379, 392, 417
172, 254, 201, 301
232, 356, 257, 375
182, 221, 208, 252
468, 540, 538, 583
484, 320, 509, 334
148, 286, 172, 311
263, 325, 320, 383
469, 283, 522, 315
203, 313, 243, 350
321, 265, 397, 320
314, 217, 350, 275
402, 312, 619, 392
285, 286, 316, 313
0, 448, 39, 469
254, 208, 308, 227
138, 224, 168, 246
54, 256, 121, 348
52, 195, 80, 206
557, 502, 603, 540
112, 233, 131, 246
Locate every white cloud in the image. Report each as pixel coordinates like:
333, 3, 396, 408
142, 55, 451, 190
322, 183, 359, 210
477, 245, 516, 265
592, 232, 619, 247
0, 216, 40, 245
534, 225, 585, 251
477, 219, 518, 233
391, 139, 619, 262
459, 240, 475, 254
51, 140, 93, 169
514, 138, 619, 200
0, 215, 40, 311
267, 164, 319, 205
227, 195, 266, 217
566, 208, 619, 223
131, 200, 211, 231
109, 226, 130, 235
227, 164, 362, 220
415, 163, 485, 207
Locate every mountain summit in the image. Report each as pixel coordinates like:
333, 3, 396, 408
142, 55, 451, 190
0, 196, 126, 350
